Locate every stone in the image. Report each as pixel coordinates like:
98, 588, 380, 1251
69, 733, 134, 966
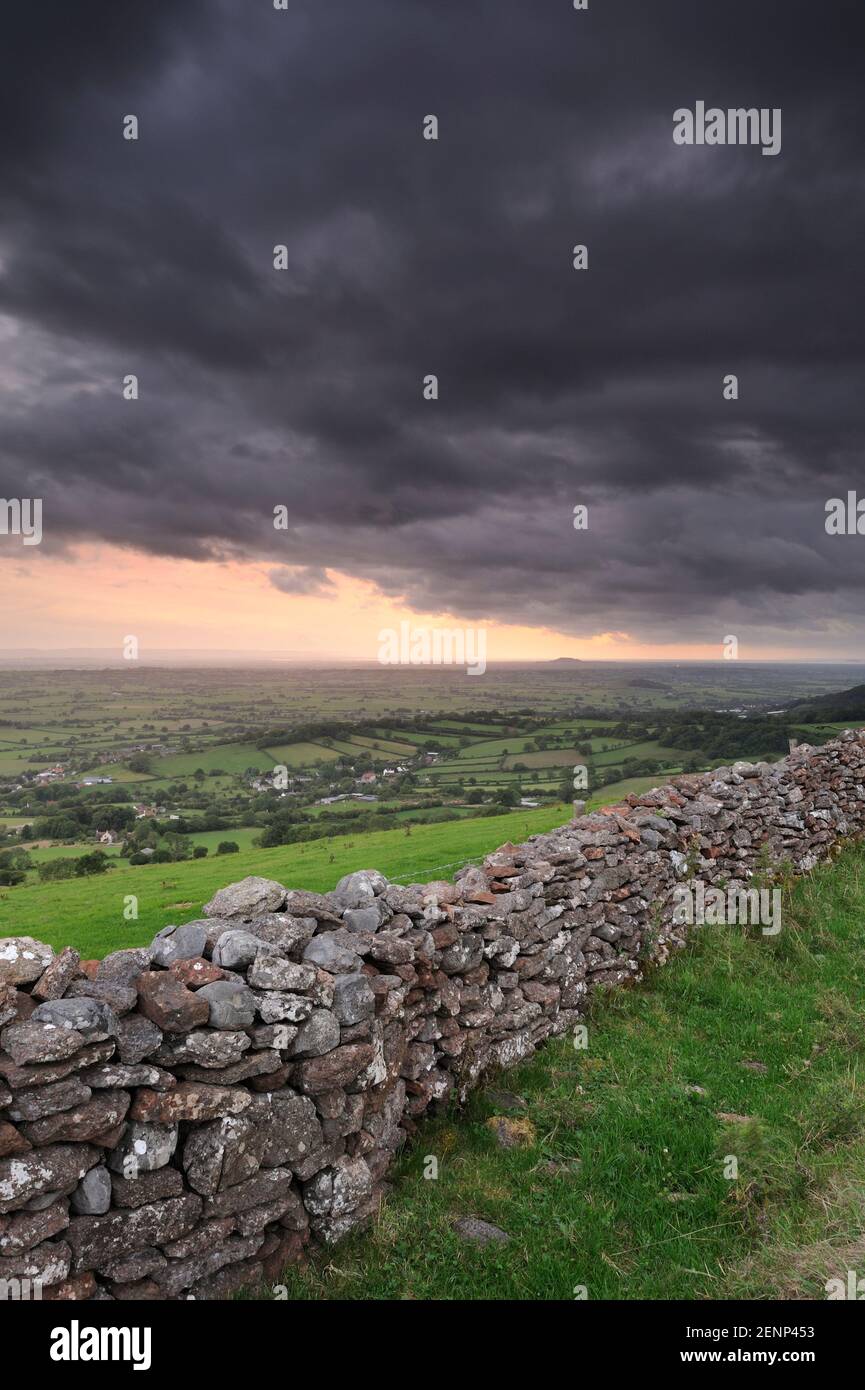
96, 948, 152, 987
0, 984, 17, 1028
485, 1115, 536, 1149
168, 957, 225, 990
281, 889, 343, 923
201, 1167, 293, 1219
179, 1050, 282, 1086
293, 1043, 374, 1094
289, 1009, 340, 1058
0, 1039, 115, 1090
80, 1062, 174, 1090
19, 1090, 130, 1146
212, 930, 268, 971
70, 1167, 112, 1215
247, 955, 316, 992
196, 980, 256, 1030
1, 1020, 87, 1066
63, 980, 137, 1015
243, 915, 318, 957
203, 877, 287, 919
136, 972, 209, 1033
342, 906, 383, 934
6, 1077, 91, 1122
66, 1193, 203, 1271
129, 1082, 251, 1124
110, 1166, 184, 1209
0, 1143, 102, 1214
42, 1270, 97, 1300
252, 990, 314, 1025
248, 1023, 298, 1051
332, 973, 375, 1025
0, 938, 54, 986
98, 1246, 166, 1283
303, 933, 363, 974
31, 997, 117, 1042
0, 1120, 32, 1156
152, 1030, 250, 1069
153, 1230, 263, 1297
150, 923, 208, 968
0, 1238, 71, 1287
31, 947, 81, 1001
106, 1122, 178, 1175
114, 1014, 162, 1065
0, 1199, 69, 1253
182, 1115, 265, 1196
332, 870, 385, 909
452, 1216, 510, 1246
162, 1215, 236, 1259
253, 1092, 324, 1171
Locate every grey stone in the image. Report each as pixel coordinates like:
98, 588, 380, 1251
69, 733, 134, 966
150, 924, 208, 968
203, 877, 287, 919
212, 930, 269, 971
182, 1115, 265, 1196
332, 973, 375, 1025
342, 905, 384, 934
71, 1166, 112, 1215
252, 991, 314, 1025
452, 1216, 510, 1246
247, 955, 316, 992
303, 933, 363, 974
0, 938, 54, 986
331, 870, 386, 908
114, 1013, 163, 1065
31, 997, 117, 1041
289, 1009, 340, 1058
0, 1143, 102, 1214
196, 980, 256, 1030
106, 1121, 178, 1175
96, 948, 152, 987
7, 1077, 92, 1122
1, 1020, 87, 1065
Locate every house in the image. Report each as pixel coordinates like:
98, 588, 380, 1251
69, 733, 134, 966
519, 798, 540, 808
357, 771, 377, 785
98, 830, 120, 845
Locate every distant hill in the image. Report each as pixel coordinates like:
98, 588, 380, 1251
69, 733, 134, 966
545, 657, 584, 666
788, 684, 865, 722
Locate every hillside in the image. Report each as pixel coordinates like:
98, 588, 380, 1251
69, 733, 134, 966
789, 683, 865, 722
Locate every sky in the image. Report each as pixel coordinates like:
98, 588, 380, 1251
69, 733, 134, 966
1, 0, 864, 664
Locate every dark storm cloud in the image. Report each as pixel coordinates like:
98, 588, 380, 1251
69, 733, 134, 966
2, 0, 865, 651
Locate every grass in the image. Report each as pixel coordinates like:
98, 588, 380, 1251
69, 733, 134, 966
268, 840, 865, 1301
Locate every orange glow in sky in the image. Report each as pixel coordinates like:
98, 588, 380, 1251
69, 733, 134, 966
0, 544, 798, 661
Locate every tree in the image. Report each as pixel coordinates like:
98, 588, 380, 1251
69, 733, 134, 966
217, 841, 240, 855
193, 845, 208, 858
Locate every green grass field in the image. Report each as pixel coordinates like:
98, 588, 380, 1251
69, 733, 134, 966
269, 842, 865, 1301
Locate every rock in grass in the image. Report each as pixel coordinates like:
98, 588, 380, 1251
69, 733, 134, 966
452, 1216, 510, 1246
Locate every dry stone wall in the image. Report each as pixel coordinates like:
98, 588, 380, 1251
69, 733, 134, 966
2, 730, 865, 1301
